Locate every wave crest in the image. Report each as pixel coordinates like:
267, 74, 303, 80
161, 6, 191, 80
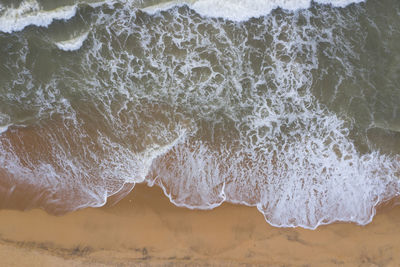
54, 31, 90, 51
142, 0, 366, 21
0, 0, 78, 33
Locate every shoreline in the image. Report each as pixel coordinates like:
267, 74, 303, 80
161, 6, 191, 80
0, 183, 399, 266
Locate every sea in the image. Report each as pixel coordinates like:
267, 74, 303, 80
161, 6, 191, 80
0, 0, 399, 229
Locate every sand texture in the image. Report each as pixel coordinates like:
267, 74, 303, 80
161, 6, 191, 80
0, 184, 400, 266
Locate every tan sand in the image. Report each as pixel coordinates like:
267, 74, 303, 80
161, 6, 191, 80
0, 183, 399, 266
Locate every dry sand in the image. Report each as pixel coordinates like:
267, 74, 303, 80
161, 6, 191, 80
0, 183, 399, 266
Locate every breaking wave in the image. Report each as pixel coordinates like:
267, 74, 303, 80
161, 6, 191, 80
0, 0, 78, 33
142, 0, 366, 21
54, 31, 90, 51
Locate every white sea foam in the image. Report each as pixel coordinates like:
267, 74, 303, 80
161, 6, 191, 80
0, 0, 77, 33
119, 6, 398, 228
1, 0, 399, 228
315, 0, 365, 7
142, 0, 365, 21
0, 114, 11, 135
0, 0, 117, 33
0, 125, 10, 134
55, 31, 90, 51
0, 119, 187, 213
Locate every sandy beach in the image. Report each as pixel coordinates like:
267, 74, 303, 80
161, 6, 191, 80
1, 0, 400, 266
0, 183, 399, 266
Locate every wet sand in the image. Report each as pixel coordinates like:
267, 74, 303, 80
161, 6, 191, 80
0, 183, 399, 266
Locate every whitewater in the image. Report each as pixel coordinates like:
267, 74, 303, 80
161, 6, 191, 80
0, 0, 399, 229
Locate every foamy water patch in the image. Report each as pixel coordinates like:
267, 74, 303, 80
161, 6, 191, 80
1, 0, 398, 229
148, 137, 400, 229
0, 119, 188, 213
142, 0, 366, 21
315, 0, 365, 7
55, 31, 90, 51
128, 5, 400, 228
0, 114, 11, 135
0, 125, 10, 134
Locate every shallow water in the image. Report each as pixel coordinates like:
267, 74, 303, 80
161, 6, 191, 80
0, 0, 399, 228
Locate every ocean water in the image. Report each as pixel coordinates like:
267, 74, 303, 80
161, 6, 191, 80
0, 0, 399, 229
